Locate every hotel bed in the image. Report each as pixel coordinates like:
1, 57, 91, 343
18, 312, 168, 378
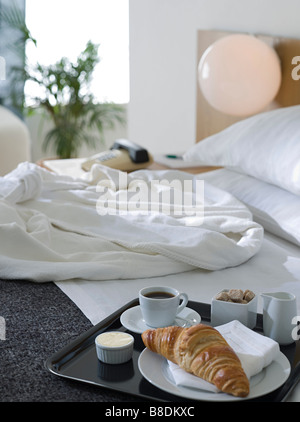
1, 104, 300, 402
1, 27, 300, 401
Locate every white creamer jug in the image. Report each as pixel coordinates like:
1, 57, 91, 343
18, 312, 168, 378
261, 292, 297, 345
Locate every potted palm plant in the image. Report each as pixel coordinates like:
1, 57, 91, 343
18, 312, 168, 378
26, 40, 125, 158
1, 2, 126, 159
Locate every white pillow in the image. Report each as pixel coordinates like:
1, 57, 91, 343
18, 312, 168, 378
201, 168, 300, 247
184, 105, 300, 195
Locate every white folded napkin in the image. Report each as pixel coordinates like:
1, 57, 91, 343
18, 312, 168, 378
168, 320, 280, 393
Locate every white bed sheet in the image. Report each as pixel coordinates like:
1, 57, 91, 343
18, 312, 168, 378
56, 231, 300, 324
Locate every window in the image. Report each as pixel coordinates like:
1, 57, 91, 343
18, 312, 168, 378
25, 0, 129, 104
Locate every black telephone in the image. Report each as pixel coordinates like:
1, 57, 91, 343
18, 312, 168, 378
81, 139, 153, 172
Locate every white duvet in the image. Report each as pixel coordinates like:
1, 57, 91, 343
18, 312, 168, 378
0, 162, 263, 282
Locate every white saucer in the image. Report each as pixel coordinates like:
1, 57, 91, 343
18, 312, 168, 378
120, 306, 201, 334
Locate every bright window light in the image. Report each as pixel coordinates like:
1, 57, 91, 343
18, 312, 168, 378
25, 0, 129, 104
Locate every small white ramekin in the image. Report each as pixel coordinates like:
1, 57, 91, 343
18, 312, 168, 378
95, 331, 134, 364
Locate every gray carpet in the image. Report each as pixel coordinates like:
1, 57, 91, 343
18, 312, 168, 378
0, 279, 141, 402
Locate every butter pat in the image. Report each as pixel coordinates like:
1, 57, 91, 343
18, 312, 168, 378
96, 332, 133, 347
95, 331, 134, 364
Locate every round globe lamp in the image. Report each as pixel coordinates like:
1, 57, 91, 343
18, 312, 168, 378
198, 34, 281, 116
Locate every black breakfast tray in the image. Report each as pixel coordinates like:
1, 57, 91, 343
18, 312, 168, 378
45, 299, 298, 402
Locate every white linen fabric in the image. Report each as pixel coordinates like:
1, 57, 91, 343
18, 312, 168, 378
168, 320, 280, 393
183, 105, 300, 195
0, 162, 263, 282
201, 168, 300, 247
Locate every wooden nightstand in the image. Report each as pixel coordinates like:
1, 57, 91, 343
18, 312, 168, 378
37, 157, 221, 177
148, 162, 221, 174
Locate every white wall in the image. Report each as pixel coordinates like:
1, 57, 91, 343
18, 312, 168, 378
128, 0, 300, 155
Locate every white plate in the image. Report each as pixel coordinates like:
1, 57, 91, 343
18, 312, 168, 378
120, 306, 201, 334
138, 349, 291, 401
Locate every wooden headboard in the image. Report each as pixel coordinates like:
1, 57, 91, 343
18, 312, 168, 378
196, 30, 300, 141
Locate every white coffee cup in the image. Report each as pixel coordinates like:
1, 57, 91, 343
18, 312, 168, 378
139, 286, 189, 328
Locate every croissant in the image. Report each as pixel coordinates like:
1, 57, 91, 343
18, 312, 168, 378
141, 324, 249, 397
